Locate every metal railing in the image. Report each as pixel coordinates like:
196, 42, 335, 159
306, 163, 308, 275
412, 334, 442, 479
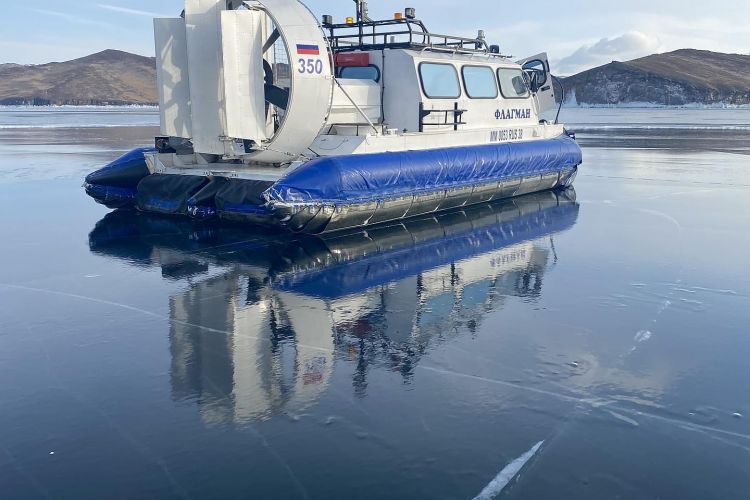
325, 18, 492, 55
418, 102, 467, 132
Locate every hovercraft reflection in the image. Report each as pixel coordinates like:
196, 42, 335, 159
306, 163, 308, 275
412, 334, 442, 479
89, 191, 579, 424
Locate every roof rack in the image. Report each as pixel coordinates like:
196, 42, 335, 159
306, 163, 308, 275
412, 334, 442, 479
324, 18, 499, 56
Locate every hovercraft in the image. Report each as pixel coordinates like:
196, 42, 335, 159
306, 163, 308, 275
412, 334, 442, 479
85, 0, 582, 234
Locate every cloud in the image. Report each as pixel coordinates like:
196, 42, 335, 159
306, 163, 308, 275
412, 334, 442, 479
555, 31, 663, 76
97, 4, 171, 18
33, 9, 107, 27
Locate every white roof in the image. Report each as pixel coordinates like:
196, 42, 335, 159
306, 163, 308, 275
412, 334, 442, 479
400, 49, 522, 68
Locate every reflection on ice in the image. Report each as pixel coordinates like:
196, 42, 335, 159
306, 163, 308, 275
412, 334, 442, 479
168, 276, 336, 424
89, 190, 579, 425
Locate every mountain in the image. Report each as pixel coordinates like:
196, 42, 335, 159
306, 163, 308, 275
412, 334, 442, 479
0, 50, 157, 106
561, 49, 750, 106
2, 48, 748, 107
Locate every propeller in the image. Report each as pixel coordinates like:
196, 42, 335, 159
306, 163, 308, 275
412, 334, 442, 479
260, 26, 290, 136
263, 59, 289, 111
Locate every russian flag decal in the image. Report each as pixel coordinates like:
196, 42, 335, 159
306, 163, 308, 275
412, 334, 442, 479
296, 44, 320, 55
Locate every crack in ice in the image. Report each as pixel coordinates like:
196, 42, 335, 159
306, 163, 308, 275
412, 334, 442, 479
472, 441, 544, 500
419, 365, 750, 443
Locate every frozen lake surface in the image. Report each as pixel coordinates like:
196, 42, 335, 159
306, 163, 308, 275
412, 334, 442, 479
0, 107, 749, 499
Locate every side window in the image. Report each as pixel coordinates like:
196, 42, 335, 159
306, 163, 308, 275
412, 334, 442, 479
521, 59, 548, 91
419, 63, 461, 99
497, 68, 530, 99
462, 66, 498, 99
338, 65, 381, 82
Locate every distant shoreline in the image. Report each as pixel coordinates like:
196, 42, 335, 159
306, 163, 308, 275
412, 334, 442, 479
563, 102, 750, 110
0, 104, 158, 110
3, 102, 749, 111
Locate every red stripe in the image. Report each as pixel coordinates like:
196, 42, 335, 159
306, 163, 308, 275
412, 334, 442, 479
297, 48, 320, 55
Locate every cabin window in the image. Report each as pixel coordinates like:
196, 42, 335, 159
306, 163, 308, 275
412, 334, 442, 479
497, 68, 530, 99
338, 65, 381, 82
419, 63, 461, 99
462, 66, 498, 99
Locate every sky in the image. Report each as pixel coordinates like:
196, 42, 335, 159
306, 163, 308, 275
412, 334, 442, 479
1, 0, 748, 75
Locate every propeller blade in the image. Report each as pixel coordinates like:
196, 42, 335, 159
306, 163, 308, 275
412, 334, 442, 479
262, 29, 281, 53
264, 84, 289, 110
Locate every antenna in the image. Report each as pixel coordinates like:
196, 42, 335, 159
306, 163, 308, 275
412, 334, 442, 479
353, 0, 371, 22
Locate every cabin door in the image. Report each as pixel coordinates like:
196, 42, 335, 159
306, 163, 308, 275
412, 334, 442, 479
516, 53, 556, 113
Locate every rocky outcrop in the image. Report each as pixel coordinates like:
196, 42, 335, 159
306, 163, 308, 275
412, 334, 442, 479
561, 49, 750, 106
0, 50, 157, 106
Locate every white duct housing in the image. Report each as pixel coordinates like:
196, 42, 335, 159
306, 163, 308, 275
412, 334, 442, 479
245, 0, 334, 163
153, 0, 334, 164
